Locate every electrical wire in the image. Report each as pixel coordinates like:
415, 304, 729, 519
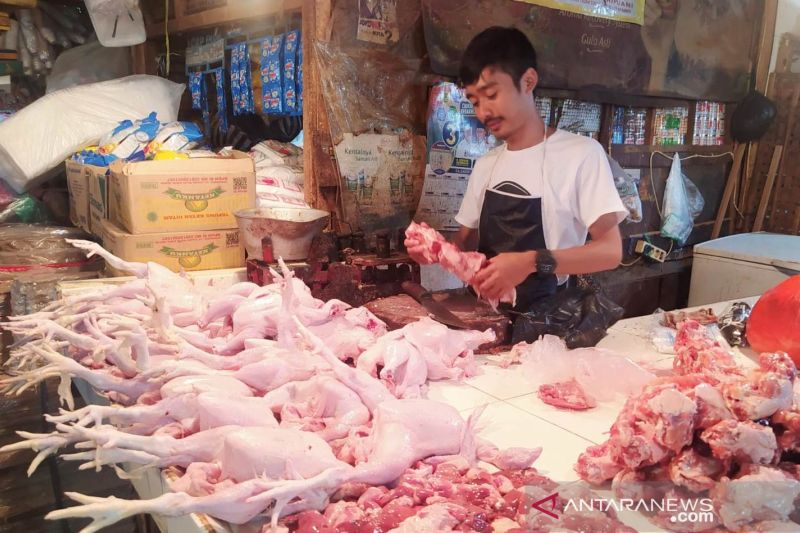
648, 150, 734, 218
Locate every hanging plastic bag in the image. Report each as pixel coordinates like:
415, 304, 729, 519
607, 154, 642, 223
660, 153, 704, 245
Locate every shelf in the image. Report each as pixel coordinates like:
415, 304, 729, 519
611, 144, 733, 154
146, 0, 302, 37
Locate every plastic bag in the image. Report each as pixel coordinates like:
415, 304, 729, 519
0, 75, 184, 193
718, 301, 751, 347
607, 155, 642, 223
511, 284, 625, 349
46, 41, 132, 93
519, 334, 656, 402
747, 275, 800, 364
660, 153, 704, 245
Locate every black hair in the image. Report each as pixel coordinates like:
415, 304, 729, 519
458, 27, 538, 88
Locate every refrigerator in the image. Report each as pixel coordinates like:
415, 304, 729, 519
688, 232, 800, 306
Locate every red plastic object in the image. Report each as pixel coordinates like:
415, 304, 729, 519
747, 275, 800, 365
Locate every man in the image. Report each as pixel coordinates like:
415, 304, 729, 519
406, 27, 626, 312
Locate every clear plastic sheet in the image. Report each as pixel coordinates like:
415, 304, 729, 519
0, 224, 93, 270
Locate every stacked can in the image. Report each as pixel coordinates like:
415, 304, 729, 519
653, 106, 688, 145
693, 101, 726, 146
612, 107, 647, 145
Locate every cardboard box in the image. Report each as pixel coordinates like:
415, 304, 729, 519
100, 219, 245, 276
109, 151, 256, 234
87, 166, 110, 238
66, 160, 106, 234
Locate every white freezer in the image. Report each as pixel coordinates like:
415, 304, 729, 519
688, 232, 800, 306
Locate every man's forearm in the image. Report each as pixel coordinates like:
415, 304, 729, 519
551, 238, 622, 275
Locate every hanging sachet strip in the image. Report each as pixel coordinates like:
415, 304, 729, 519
213, 67, 228, 133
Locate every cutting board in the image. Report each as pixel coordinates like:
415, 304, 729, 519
365, 289, 511, 350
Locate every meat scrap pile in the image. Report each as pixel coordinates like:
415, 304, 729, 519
661, 308, 718, 329
405, 221, 516, 308
0, 241, 558, 532
575, 319, 800, 532
282, 463, 635, 533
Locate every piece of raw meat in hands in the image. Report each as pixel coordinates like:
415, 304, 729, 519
405, 222, 515, 307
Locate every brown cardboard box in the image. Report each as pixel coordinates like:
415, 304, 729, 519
100, 219, 245, 276
87, 166, 110, 238
65, 160, 100, 234
108, 151, 256, 234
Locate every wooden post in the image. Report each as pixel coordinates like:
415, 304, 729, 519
711, 143, 746, 239
753, 145, 783, 232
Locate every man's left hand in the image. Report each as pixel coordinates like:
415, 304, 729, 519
472, 251, 536, 301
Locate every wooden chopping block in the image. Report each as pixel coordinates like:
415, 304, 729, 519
365, 291, 511, 351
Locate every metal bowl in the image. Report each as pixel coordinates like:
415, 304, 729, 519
234, 207, 330, 262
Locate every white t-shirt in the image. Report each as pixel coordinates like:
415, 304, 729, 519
455, 129, 626, 260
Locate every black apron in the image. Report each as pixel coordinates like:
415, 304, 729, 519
478, 189, 557, 312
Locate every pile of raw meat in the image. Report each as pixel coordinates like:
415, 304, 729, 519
405, 221, 516, 308
1, 240, 604, 532
575, 319, 800, 532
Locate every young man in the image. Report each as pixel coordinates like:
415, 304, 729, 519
407, 27, 626, 311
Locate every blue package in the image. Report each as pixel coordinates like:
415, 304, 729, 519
297, 38, 303, 114
261, 35, 284, 114
74, 150, 117, 166
213, 68, 228, 133
189, 73, 203, 110
283, 30, 300, 115
230, 44, 242, 116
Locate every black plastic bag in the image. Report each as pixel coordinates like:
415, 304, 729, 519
511, 283, 624, 349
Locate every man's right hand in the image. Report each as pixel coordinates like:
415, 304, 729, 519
404, 237, 435, 265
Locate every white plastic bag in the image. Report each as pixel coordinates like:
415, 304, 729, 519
47, 41, 132, 93
660, 153, 705, 245
0, 75, 183, 193
608, 154, 642, 223
519, 335, 656, 402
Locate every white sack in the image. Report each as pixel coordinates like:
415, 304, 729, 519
0, 75, 183, 192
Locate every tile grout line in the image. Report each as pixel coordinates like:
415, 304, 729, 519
494, 400, 599, 446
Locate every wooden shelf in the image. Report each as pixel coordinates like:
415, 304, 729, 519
611, 144, 733, 154
146, 0, 302, 37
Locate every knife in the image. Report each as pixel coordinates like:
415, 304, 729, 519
401, 281, 471, 329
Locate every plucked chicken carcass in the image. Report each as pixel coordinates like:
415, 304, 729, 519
0, 236, 551, 533
356, 317, 494, 397
405, 221, 515, 308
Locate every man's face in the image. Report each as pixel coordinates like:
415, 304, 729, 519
464, 67, 534, 140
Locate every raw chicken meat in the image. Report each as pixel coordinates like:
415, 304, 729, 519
661, 308, 718, 328
673, 319, 740, 376
0, 241, 551, 532
575, 318, 800, 533
700, 419, 779, 465
538, 379, 597, 410
356, 318, 493, 397
405, 221, 515, 308
711, 465, 800, 530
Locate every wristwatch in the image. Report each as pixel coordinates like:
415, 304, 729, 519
535, 249, 557, 275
